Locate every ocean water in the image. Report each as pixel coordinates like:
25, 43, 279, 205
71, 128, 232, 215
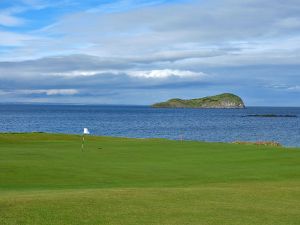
0, 104, 299, 147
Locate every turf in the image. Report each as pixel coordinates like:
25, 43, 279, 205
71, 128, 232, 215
0, 133, 300, 225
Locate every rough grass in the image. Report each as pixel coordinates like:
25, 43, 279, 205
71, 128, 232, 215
0, 133, 300, 225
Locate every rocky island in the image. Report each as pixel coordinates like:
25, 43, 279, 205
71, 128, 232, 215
152, 93, 245, 108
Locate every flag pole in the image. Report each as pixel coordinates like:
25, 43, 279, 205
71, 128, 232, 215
81, 134, 85, 152
82, 128, 90, 152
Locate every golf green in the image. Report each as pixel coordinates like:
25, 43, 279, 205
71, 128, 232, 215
1, 133, 300, 225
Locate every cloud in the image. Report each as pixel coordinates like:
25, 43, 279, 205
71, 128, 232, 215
0, 9, 25, 27
0, 31, 36, 46
0, 54, 211, 105
47, 69, 205, 79
86, 0, 172, 13
127, 69, 204, 78
287, 86, 300, 91
0, 55, 208, 86
267, 84, 300, 92
0, 54, 207, 78
2, 0, 300, 64
20, 89, 79, 95
3, 0, 298, 66
0, 51, 299, 105
276, 17, 300, 29
44, 0, 300, 45
0, 0, 300, 105
0, 88, 78, 96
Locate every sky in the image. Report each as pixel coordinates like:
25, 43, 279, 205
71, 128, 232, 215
0, 0, 299, 106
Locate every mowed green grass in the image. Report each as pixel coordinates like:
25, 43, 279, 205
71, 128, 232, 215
0, 133, 300, 225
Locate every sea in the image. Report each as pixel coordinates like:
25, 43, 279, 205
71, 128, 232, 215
0, 104, 299, 147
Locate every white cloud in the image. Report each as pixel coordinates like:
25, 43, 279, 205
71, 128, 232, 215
0, 12, 24, 27
0, 0, 300, 105
20, 89, 79, 95
0, 89, 79, 97
50, 69, 206, 79
0, 31, 37, 46
267, 84, 300, 92
0, 90, 8, 95
287, 86, 300, 91
2, 0, 300, 64
277, 17, 300, 29
52, 70, 104, 77
0, 5, 31, 27
127, 69, 205, 79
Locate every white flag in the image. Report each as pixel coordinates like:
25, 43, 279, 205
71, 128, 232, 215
83, 128, 90, 134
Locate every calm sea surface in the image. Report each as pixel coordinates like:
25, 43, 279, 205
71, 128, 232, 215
0, 105, 299, 147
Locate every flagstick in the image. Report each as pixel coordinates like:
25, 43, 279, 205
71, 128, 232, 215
81, 134, 85, 152
81, 128, 90, 152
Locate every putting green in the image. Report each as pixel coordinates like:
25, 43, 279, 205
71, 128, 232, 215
1, 133, 300, 225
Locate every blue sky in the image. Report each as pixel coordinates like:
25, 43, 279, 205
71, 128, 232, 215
0, 0, 300, 106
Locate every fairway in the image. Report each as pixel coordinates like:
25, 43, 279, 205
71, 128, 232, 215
1, 133, 300, 225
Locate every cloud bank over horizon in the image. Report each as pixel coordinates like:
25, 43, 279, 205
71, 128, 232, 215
0, 0, 299, 106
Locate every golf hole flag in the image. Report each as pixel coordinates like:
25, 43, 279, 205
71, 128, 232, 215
83, 128, 90, 135
81, 128, 90, 151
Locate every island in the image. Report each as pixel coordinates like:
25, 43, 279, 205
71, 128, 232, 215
152, 93, 245, 108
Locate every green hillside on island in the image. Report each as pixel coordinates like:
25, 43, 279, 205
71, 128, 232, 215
152, 93, 245, 108
1, 133, 300, 225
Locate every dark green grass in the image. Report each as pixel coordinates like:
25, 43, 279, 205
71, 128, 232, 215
0, 133, 300, 225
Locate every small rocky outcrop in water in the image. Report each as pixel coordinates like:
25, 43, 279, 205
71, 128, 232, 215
245, 114, 297, 118
152, 93, 245, 109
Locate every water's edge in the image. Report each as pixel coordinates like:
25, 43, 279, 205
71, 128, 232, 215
0, 105, 299, 147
